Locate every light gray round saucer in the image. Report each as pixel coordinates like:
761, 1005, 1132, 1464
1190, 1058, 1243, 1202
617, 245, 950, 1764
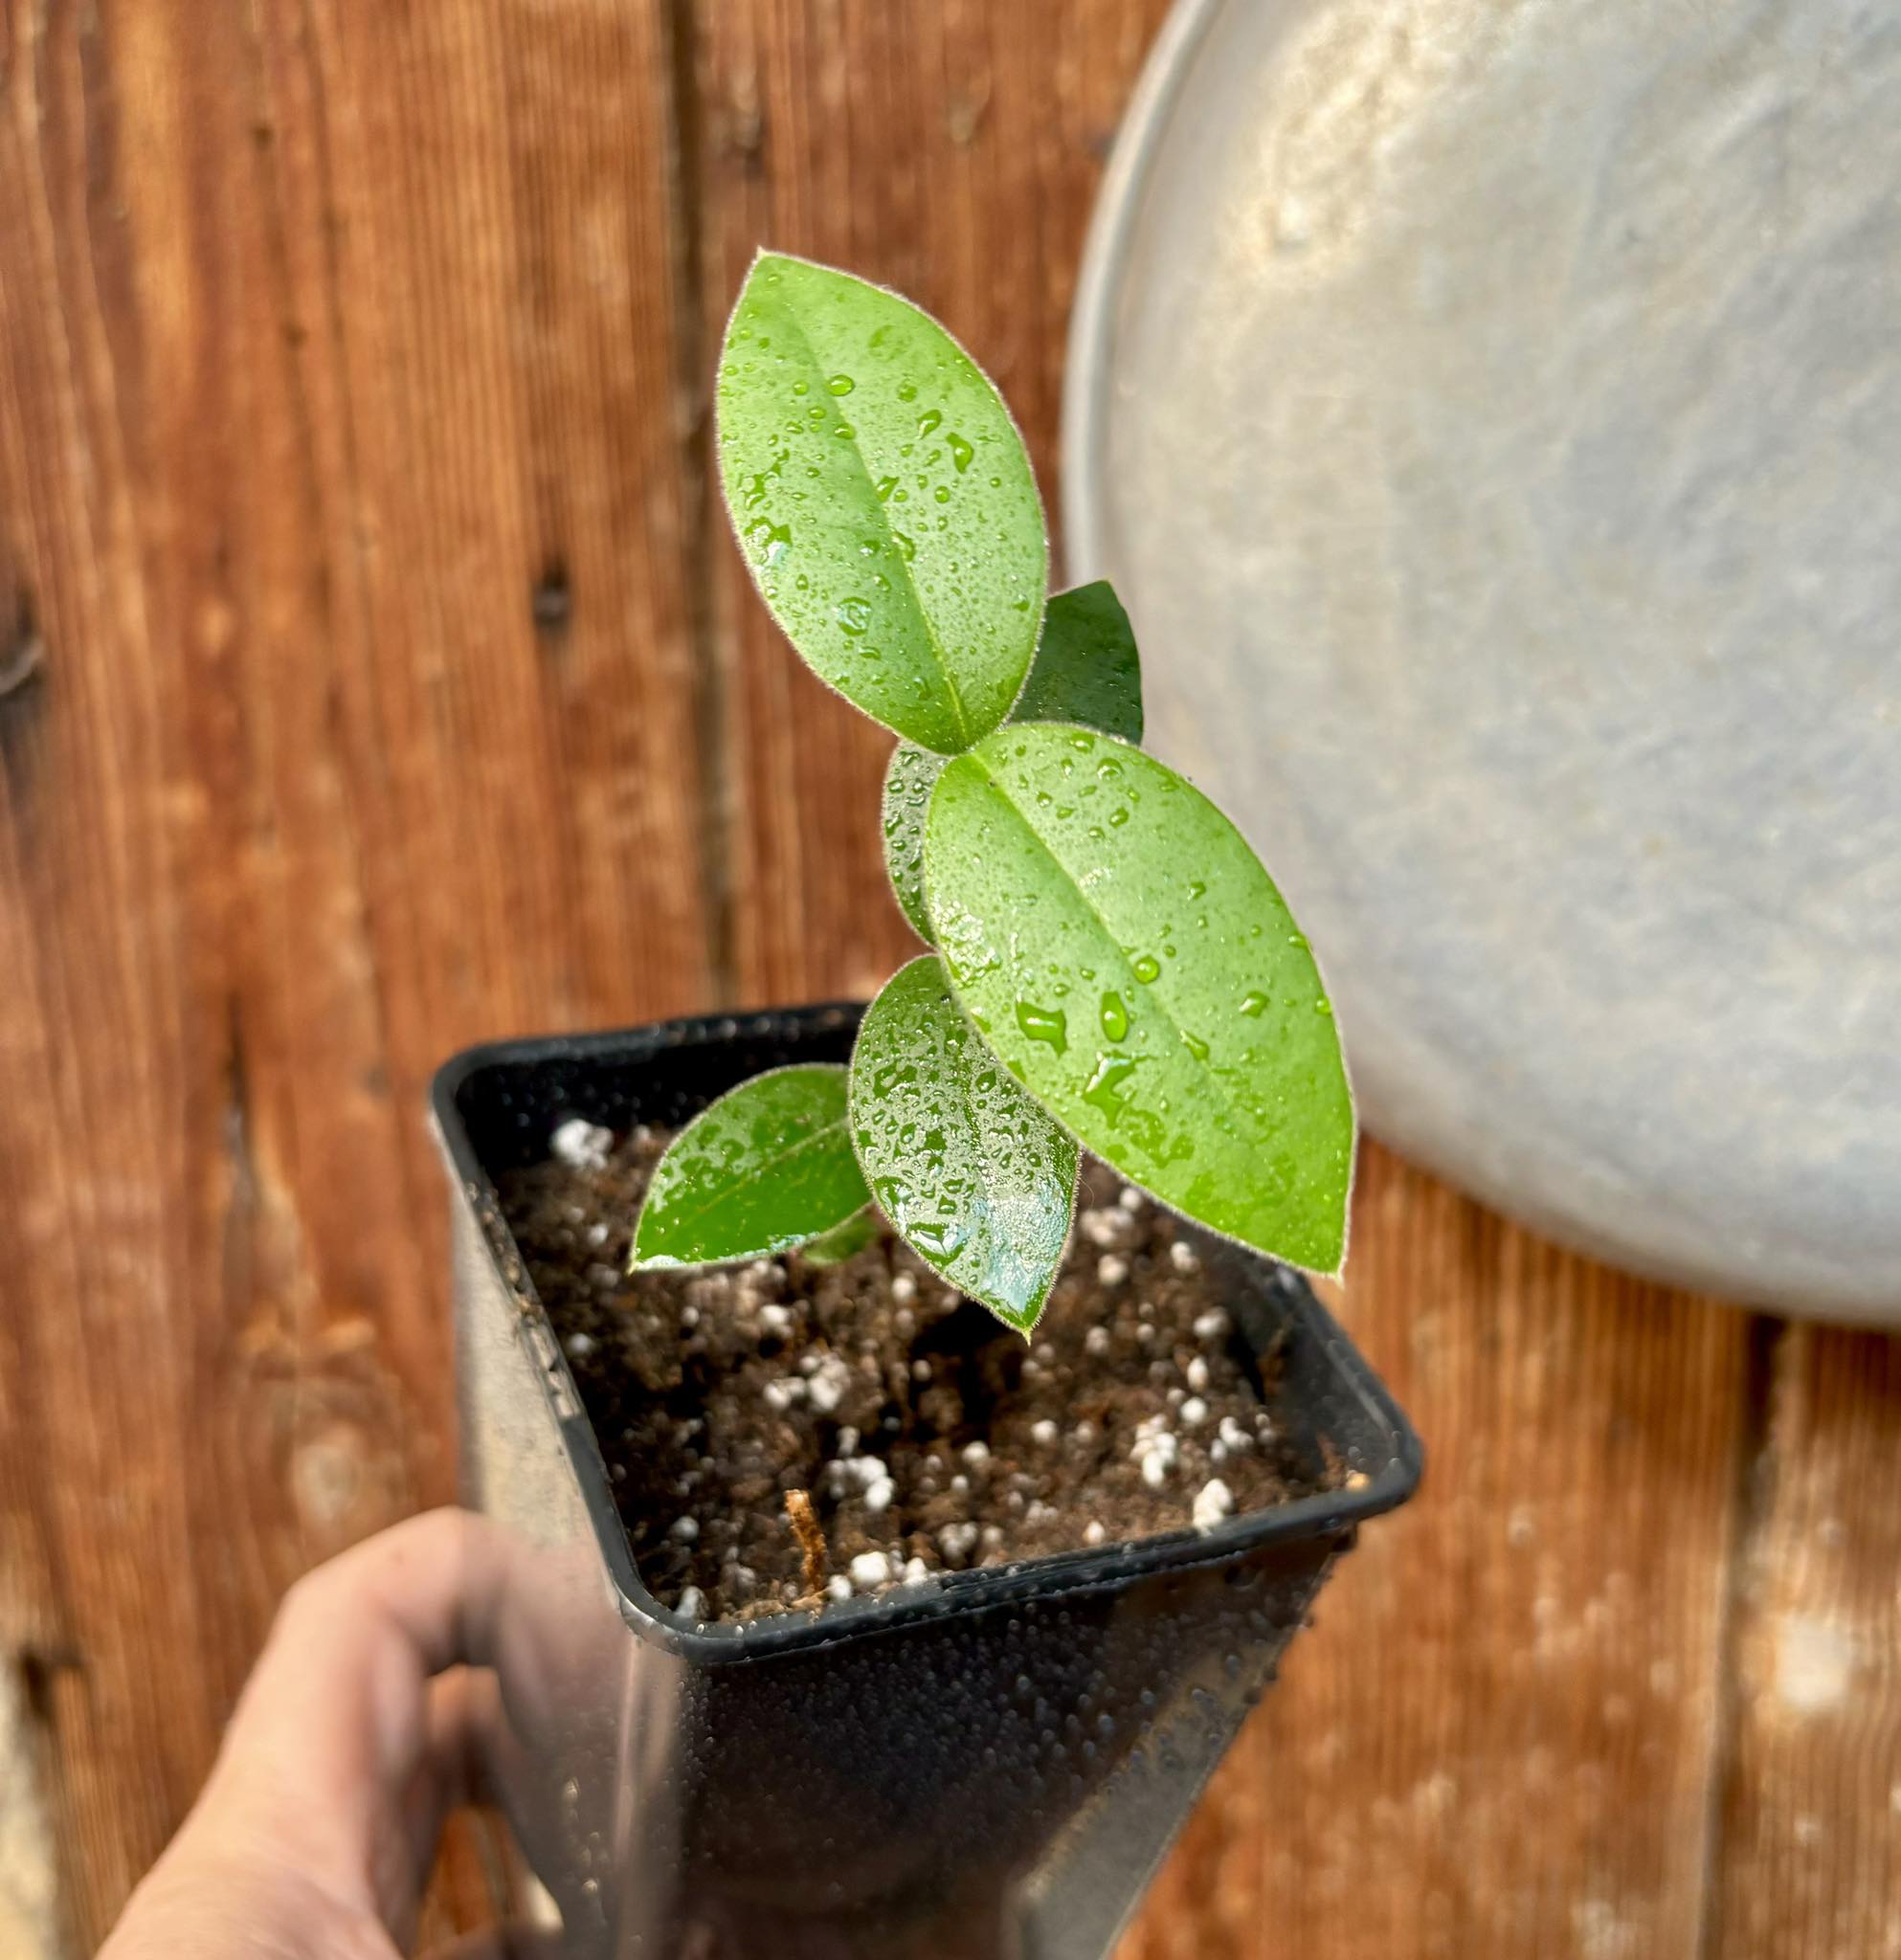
1065, 0, 1901, 1322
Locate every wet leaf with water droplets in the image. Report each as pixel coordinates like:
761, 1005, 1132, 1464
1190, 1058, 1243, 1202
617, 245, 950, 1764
881, 741, 947, 941
716, 255, 1046, 752
1008, 580, 1144, 744
850, 955, 1078, 1332
631, 1065, 869, 1268
924, 724, 1354, 1274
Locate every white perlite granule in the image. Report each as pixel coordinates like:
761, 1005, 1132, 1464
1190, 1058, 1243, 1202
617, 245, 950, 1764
549, 1118, 613, 1170
1080, 1207, 1129, 1249
937, 1521, 980, 1562
1193, 1479, 1236, 1530
1131, 1414, 1178, 1489
849, 1551, 892, 1591
807, 1353, 852, 1414
824, 1454, 888, 1500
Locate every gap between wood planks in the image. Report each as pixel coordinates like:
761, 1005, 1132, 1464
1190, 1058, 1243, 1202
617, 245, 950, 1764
0, 1647, 77, 1960
660, 0, 737, 1013
1693, 1312, 1784, 1960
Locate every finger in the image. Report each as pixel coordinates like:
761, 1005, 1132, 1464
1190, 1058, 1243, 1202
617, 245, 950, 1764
261, 1507, 512, 1691
191, 1510, 519, 1932
423, 1923, 563, 1960
216, 1509, 514, 1801
404, 1665, 508, 1889
377, 1666, 512, 1947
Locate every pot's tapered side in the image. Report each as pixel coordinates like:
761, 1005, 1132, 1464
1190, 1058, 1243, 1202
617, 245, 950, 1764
433, 1007, 1420, 1960
446, 1178, 681, 1956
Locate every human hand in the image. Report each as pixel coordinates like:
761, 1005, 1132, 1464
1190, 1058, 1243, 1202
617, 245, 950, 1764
98, 1507, 542, 1960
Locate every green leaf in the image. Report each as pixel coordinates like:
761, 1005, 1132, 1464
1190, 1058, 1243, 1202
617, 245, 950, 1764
798, 1206, 881, 1268
631, 1064, 870, 1269
881, 742, 947, 941
924, 724, 1355, 1274
850, 954, 1078, 1333
1009, 580, 1144, 744
716, 254, 1048, 754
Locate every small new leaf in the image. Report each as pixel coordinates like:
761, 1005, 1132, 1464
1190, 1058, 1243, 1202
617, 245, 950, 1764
924, 724, 1355, 1275
632, 1065, 870, 1269
1009, 580, 1144, 743
717, 255, 1047, 753
881, 742, 948, 941
799, 1206, 880, 1268
850, 955, 1078, 1332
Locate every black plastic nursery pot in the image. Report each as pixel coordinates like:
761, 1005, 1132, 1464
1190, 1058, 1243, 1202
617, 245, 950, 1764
432, 1004, 1421, 1960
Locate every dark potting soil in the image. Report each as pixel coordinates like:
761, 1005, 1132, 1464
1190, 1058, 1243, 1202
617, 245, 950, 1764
498, 1122, 1335, 1624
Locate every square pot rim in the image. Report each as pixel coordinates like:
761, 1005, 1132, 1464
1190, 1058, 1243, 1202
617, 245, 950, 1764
432, 1004, 1423, 1667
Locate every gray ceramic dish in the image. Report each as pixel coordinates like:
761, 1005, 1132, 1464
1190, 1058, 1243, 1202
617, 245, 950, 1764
1065, 0, 1901, 1323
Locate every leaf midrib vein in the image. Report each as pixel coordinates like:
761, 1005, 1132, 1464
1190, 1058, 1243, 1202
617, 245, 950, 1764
885, 957, 1073, 1322
952, 746, 1281, 1159
772, 296, 974, 748
660, 1111, 861, 1237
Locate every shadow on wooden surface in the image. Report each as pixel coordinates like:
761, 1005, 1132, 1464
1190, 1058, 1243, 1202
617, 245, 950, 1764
1, 5, 1895, 1957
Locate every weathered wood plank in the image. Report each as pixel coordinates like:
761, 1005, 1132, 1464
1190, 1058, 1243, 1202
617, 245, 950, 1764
1117, 1145, 1756, 1960
0, 0, 706, 1944
1711, 1323, 1901, 1960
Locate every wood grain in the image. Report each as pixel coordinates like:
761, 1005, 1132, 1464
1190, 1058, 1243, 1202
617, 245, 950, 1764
1, 0, 706, 1945
1711, 1323, 1901, 1960
4, 5, 1898, 1958
1118, 1147, 1758, 1960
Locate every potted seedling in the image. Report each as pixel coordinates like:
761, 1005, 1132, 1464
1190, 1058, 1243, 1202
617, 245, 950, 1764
434, 256, 1420, 1960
